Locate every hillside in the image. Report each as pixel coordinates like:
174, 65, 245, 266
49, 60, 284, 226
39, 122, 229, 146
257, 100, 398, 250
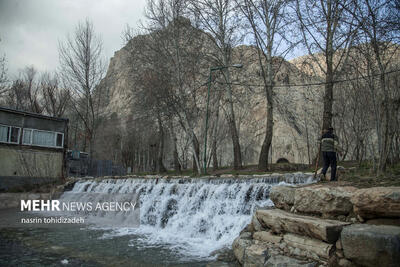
94, 22, 399, 170
95, 23, 324, 168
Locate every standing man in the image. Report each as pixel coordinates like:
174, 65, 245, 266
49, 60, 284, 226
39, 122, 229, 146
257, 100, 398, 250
320, 127, 341, 181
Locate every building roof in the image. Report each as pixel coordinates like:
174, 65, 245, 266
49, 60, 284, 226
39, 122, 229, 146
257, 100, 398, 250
0, 106, 69, 122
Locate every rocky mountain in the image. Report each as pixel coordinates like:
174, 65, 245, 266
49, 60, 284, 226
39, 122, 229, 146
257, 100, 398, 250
95, 21, 333, 168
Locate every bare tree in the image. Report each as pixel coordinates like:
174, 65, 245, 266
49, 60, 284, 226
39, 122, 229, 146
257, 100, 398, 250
6, 66, 42, 113
6, 79, 25, 110
0, 38, 7, 97
189, 0, 244, 170
0, 55, 6, 96
237, 0, 296, 170
58, 19, 106, 158
295, 0, 356, 131
124, 0, 208, 174
40, 72, 70, 117
344, 0, 400, 172
134, 69, 169, 173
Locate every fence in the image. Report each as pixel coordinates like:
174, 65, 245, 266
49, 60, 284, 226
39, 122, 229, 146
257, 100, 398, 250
66, 151, 126, 177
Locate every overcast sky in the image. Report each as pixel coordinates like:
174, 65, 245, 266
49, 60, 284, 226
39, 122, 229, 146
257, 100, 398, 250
0, 0, 147, 77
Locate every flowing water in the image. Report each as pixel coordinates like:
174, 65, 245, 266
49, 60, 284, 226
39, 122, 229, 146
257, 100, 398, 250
0, 173, 315, 266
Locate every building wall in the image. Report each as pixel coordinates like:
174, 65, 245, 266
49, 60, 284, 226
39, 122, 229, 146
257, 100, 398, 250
0, 146, 63, 191
0, 110, 67, 132
0, 108, 68, 191
0, 147, 63, 177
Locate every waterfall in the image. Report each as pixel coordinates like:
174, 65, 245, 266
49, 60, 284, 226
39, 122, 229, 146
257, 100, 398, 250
59, 173, 315, 259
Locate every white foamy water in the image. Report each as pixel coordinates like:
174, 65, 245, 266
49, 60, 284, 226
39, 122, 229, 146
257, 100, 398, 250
60, 173, 315, 260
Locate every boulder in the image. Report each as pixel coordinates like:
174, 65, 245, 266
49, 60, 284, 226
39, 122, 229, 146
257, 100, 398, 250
269, 186, 296, 211
208, 248, 238, 267
341, 224, 400, 267
206, 262, 235, 267
253, 231, 282, 244
210, 248, 237, 262
351, 187, 400, 219
366, 218, 400, 227
293, 185, 357, 218
264, 254, 317, 267
335, 238, 342, 250
245, 222, 255, 233
337, 258, 355, 267
335, 249, 344, 258
232, 237, 252, 264
251, 214, 264, 232
284, 233, 334, 260
256, 208, 350, 243
240, 231, 252, 240
243, 243, 269, 267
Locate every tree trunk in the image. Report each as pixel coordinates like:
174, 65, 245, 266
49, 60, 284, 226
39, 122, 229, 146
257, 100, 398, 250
258, 92, 274, 171
169, 122, 181, 172
224, 67, 242, 170
257, 36, 274, 171
211, 93, 221, 170
212, 138, 219, 170
156, 116, 167, 173
173, 141, 181, 172
322, 72, 334, 130
323, 9, 334, 131
377, 74, 395, 173
228, 116, 242, 170
192, 133, 200, 173
305, 117, 311, 165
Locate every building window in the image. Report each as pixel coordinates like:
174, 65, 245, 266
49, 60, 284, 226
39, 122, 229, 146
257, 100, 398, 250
22, 129, 32, 145
23, 128, 64, 148
0, 125, 8, 143
33, 130, 54, 147
56, 133, 63, 147
0, 124, 21, 144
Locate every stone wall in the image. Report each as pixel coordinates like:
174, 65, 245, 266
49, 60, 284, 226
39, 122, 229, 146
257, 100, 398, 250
233, 185, 400, 266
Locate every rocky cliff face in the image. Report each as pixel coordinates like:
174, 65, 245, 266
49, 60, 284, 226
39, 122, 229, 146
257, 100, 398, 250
98, 42, 135, 124
97, 24, 323, 166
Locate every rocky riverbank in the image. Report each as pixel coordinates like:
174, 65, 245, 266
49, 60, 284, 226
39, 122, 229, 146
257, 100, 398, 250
233, 184, 400, 266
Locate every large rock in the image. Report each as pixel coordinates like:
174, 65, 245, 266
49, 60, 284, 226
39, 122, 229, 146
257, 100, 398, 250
253, 231, 282, 244
210, 248, 237, 262
243, 243, 269, 267
232, 237, 253, 264
293, 185, 357, 218
341, 224, 400, 267
256, 208, 349, 243
242, 243, 317, 267
251, 214, 264, 232
265, 255, 317, 267
366, 218, 400, 227
351, 187, 400, 219
284, 233, 334, 260
269, 186, 296, 211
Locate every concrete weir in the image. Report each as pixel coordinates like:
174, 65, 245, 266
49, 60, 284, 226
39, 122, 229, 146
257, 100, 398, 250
55, 173, 316, 259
